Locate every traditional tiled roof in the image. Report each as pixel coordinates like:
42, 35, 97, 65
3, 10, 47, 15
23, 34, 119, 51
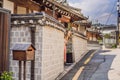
12, 43, 35, 51
86, 28, 98, 33
68, 6, 82, 14
55, 0, 69, 6
42, 0, 87, 20
73, 20, 92, 28
11, 12, 65, 32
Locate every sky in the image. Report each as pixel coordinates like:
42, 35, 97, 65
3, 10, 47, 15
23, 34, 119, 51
68, 0, 117, 25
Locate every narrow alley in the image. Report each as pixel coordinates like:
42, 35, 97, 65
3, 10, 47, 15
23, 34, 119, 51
61, 48, 120, 80
0, 0, 119, 80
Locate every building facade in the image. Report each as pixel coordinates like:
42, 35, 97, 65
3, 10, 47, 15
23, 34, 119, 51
102, 25, 116, 48
0, 0, 91, 80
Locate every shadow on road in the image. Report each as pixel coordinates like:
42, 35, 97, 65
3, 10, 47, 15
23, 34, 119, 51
78, 50, 116, 80
60, 50, 96, 80
97, 50, 111, 54
60, 49, 116, 80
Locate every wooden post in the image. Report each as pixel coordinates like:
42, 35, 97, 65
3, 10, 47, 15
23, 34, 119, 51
53, 4, 55, 17
0, 9, 10, 74
19, 61, 22, 80
30, 27, 36, 80
23, 61, 26, 80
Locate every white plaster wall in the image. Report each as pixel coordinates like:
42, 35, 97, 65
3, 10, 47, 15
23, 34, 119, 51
3, 0, 14, 13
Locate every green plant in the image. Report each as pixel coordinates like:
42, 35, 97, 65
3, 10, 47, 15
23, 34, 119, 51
112, 44, 117, 48
67, 49, 72, 53
104, 34, 111, 38
0, 71, 13, 80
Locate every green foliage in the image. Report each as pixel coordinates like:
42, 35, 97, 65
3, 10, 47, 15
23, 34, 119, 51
66, 23, 72, 31
97, 36, 102, 40
112, 44, 117, 48
105, 44, 117, 48
67, 49, 72, 53
104, 34, 111, 38
0, 71, 13, 80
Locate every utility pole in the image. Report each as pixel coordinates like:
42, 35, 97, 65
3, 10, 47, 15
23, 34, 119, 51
117, 0, 120, 47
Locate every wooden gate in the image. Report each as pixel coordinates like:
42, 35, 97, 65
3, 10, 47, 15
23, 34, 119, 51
0, 8, 10, 74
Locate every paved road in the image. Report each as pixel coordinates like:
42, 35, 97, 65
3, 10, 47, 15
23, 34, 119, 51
61, 48, 120, 80
60, 50, 96, 80
78, 49, 111, 80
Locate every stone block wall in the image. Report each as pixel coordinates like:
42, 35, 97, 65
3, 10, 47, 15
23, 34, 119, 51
10, 13, 65, 80
10, 13, 88, 80
10, 26, 33, 80
72, 34, 87, 62
10, 25, 43, 80
41, 26, 64, 80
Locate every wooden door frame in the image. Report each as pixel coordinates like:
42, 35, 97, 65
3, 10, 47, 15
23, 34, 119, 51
0, 8, 11, 74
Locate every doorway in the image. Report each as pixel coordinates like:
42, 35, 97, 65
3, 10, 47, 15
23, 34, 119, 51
64, 30, 74, 64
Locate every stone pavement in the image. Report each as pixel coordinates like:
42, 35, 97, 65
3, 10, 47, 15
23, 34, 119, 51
61, 48, 120, 80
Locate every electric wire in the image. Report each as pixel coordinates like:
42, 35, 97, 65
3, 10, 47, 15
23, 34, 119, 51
92, 0, 117, 25
105, 1, 117, 25
95, 11, 117, 19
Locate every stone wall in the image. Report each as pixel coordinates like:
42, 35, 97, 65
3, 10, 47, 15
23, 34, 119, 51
78, 26, 86, 35
72, 33, 87, 62
41, 26, 64, 80
10, 25, 43, 80
10, 13, 65, 80
10, 26, 32, 80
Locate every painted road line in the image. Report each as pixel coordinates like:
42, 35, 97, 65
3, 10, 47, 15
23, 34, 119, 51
72, 52, 95, 80
84, 53, 94, 64
72, 66, 84, 80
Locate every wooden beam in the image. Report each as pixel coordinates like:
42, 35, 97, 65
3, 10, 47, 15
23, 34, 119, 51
14, 3, 17, 14
9, 0, 40, 11
26, 7, 29, 14
58, 16, 71, 23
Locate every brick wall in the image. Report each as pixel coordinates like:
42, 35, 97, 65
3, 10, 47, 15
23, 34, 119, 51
72, 34, 87, 62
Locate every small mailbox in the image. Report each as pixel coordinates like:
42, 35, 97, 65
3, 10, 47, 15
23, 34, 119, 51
12, 43, 36, 61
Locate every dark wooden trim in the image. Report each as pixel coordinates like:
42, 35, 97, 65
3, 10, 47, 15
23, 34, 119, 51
30, 27, 36, 80
0, 9, 10, 74
26, 8, 29, 14
14, 3, 17, 14
23, 61, 26, 80
0, 13, 3, 74
19, 61, 22, 80
0, 0, 3, 7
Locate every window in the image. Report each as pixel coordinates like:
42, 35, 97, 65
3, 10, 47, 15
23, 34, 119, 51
0, 0, 3, 7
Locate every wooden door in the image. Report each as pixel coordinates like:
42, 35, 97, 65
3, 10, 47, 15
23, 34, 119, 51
0, 8, 10, 74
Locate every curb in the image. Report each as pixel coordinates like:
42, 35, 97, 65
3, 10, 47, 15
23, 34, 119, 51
55, 62, 76, 80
